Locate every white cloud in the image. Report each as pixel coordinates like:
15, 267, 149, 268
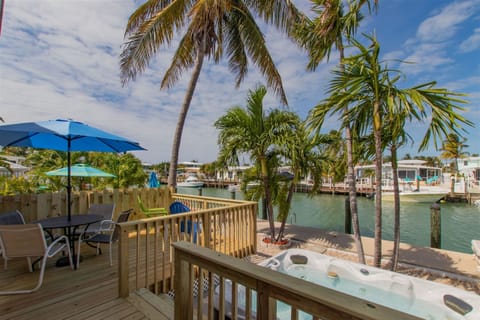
459, 27, 480, 52
416, 0, 480, 42
1, 0, 479, 163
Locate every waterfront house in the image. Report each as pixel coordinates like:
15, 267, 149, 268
215, 165, 253, 182
0, 155, 29, 177
355, 159, 443, 189
457, 156, 480, 187
178, 161, 203, 177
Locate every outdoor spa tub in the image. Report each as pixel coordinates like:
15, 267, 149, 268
259, 249, 480, 320
215, 249, 479, 320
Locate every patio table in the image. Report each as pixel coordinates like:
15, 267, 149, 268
36, 214, 103, 269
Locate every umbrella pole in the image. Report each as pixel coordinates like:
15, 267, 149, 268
67, 141, 72, 221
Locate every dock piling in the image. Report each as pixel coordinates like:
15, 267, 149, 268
430, 203, 441, 248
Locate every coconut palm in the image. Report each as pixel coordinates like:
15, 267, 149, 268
120, 0, 302, 189
296, 0, 377, 264
214, 85, 299, 242
319, 34, 473, 267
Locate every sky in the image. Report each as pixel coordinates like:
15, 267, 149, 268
1, 0, 479, 165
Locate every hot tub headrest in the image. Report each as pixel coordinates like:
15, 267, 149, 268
290, 254, 308, 265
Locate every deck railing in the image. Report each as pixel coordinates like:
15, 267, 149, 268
173, 242, 422, 320
118, 194, 258, 298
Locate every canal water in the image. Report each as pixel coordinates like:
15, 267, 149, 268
177, 187, 480, 254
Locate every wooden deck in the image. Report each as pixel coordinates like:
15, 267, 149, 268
0, 241, 167, 320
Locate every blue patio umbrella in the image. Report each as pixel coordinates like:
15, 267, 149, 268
148, 171, 159, 188
0, 119, 145, 220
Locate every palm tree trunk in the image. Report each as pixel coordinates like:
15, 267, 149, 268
260, 157, 275, 241
276, 180, 296, 242
167, 38, 206, 189
373, 101, 383, 267
340, 45, 366, 264
390, 144, 401, 271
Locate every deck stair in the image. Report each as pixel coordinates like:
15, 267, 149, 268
128, 288, 174, 320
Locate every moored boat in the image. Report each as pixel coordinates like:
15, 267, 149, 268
177, 176, 204, 188
381, 187, 449, 203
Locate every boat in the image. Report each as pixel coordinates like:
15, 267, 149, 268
227, 184, 240, 192
381, 186, 449, 203
177, 176, 204, 188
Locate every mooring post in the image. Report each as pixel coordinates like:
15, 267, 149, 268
430, 203, 441, 248
230, 191, 236, 199
198, 188, 203, 196
344, 197, 352, 234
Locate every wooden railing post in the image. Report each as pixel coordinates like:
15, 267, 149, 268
118, 225, 130, 298
174, 248, 190, 320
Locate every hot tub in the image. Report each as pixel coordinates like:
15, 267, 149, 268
258, 248, 480, 320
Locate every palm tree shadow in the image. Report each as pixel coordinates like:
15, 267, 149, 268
397, 246, 456, 274
257, 222, 473, 279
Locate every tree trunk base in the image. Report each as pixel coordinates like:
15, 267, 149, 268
261, 237, 291, 249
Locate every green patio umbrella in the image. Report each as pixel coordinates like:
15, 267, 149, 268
46, 163, 116, 177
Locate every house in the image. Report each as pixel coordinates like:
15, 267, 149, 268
215, 165, 253, 182
355, 159, 443, 188
178, 161, 203, 177
0, 155, 29, 177
457, 156, 480, 187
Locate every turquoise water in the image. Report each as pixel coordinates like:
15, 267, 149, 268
177, 187, 480, 253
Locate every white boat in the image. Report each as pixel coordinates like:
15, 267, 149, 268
177, 176, 204, 188
381, 186, 449, 203
227, 184, 240, 192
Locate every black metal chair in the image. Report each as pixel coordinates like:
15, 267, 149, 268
76, 209, 133, 267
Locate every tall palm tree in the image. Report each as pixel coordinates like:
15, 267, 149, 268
295, 0, 377, 264
382, 111, 413, 271
120, 0, 302, 189
321, 35, 473, 267
214, 85, 299, 242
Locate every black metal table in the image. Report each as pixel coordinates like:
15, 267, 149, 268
36, 214, 103, 269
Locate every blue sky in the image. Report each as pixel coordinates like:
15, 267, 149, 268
0, 0, 479, 164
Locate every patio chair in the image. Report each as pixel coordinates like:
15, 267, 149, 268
0, 210, 26, 270
76, 208, 133, 267
169, 201, 201, 243
137, 196, 168, 217
78, 203, 116, 235
0, 223, 73, 295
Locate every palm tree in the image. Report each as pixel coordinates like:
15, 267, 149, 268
320, 34, 473, 267
214, 85, 299, 242
120, 0, 302, 189
295, 0, 377, 264
274, 121, 326, 241
382, 110, 413, 271
440, 133, 470, 173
